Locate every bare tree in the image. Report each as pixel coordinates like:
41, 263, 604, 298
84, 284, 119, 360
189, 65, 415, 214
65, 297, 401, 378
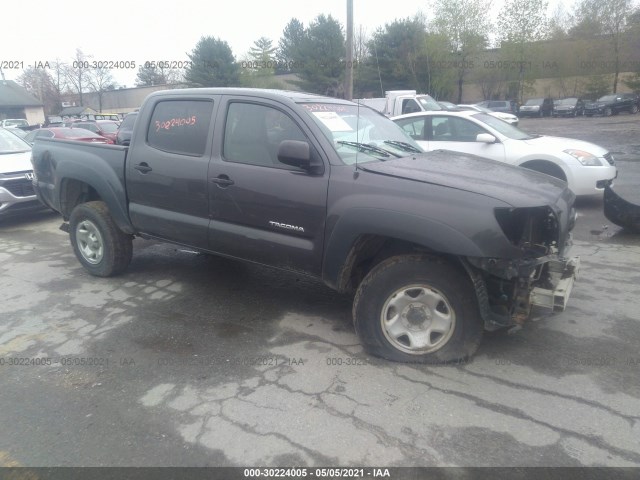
86, 65, 117, 112
63, 49, 91, 106
17, 68, 61, 115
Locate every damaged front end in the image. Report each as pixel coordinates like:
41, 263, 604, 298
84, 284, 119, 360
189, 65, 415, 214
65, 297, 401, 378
464, 204, 580, 331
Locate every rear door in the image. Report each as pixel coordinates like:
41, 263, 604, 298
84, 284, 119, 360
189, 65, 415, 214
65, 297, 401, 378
126, 95, 218, 248
206, 96, 329, 274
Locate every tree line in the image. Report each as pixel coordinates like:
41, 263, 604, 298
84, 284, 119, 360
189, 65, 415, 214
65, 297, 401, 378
15, 0, 640, 113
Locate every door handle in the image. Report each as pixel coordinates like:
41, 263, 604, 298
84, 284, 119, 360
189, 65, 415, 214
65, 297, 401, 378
134, 162, 152, 174
210, 175, 234, 187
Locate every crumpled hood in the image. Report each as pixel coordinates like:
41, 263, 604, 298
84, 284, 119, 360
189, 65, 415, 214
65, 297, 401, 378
522, 135, 608, 156
0, 150, 33, 174
358, 150, 569, 208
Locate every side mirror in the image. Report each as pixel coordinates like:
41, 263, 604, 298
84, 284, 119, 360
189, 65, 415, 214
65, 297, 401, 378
476, 133, 496, 143
277, 140, 311, 168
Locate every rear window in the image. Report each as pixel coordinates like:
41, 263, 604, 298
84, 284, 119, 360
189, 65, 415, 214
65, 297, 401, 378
120, 113, 137, 130
147, 100, 213, 156
98, 122, 119, 133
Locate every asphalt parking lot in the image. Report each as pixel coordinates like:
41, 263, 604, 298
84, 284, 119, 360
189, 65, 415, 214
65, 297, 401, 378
1, 114, 639, 469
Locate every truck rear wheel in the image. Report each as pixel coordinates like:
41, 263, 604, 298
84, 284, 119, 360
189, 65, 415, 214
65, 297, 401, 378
353, 255, 482, 363
69, 201, 132, 277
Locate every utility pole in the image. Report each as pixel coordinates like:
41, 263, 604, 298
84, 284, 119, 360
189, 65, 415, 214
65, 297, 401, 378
345, 0, 353, 100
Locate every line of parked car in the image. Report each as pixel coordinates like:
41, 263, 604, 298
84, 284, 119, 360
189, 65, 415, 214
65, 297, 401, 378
16, 113, 139, 147
455, 93, 640, 119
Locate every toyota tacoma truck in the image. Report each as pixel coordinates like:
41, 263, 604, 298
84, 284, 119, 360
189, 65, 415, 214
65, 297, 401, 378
31, 88, 579, 364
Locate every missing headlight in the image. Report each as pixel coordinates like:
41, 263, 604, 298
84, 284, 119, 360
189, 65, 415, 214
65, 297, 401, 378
494, 206, 558, 255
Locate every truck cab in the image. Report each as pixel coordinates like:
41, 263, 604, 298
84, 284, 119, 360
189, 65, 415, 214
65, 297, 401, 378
356, 90, 442, 117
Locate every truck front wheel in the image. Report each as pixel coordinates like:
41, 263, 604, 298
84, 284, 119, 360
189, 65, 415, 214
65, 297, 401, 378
353, 255, 482, 363
69, 201, 132, 277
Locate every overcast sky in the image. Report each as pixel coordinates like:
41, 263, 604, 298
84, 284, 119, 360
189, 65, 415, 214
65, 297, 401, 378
2, 0, 573, 88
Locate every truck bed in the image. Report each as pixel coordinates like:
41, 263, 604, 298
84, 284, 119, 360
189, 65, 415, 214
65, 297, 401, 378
31, 138, 128, 218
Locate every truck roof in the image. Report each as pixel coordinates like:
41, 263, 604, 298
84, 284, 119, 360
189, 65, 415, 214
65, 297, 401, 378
146, 88, 355, 106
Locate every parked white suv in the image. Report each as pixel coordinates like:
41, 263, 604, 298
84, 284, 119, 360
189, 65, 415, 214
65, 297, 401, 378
0, 128, 42, 218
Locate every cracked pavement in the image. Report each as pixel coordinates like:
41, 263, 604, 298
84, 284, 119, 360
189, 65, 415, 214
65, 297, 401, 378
1, 214, 639, 467
1, 116, 639, 468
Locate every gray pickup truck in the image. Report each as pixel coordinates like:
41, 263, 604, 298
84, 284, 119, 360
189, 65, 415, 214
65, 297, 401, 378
31, 88, 579, 364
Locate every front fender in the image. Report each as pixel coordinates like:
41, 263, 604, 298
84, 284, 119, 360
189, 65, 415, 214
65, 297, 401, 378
321, 207, 516, 290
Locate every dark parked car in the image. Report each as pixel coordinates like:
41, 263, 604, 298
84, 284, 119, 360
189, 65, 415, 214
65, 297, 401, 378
115, 112, 137, 145
553, 97, 585, 117
475, 100, 518, 114
518, 98, 554, 117
24, 127, 114, 145
584, 93, 639, 116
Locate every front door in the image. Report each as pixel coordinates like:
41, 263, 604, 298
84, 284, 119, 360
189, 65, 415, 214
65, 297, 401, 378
427, 115, 506, 163
207, 98, 329, 275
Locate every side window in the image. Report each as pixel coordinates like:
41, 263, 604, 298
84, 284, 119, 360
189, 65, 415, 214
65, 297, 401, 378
396, 118, 426, 140
431, 117, 452, 140
223, 102, 308, 169
147, 100, 213, 156
78, 123, 97, 133
401, 99, 421, 114
449, 117, 486, 142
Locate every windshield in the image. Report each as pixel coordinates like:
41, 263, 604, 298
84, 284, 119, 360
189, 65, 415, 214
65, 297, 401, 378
299, 103, 423, 165
98, 122, 119, 133
120, 113, 138, 129
0, 128, 32, 153
3, 119, 28, 127
471, 113, 533, 140
598, 95, 617, 102
524, 99, 543, 106
557, 98, 577, 105
416, 95, 442, 111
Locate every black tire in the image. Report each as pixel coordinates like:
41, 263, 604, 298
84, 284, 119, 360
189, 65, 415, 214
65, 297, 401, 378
521, 161, 567, 182
69, 201, 133, 277
353, 255, 483, 364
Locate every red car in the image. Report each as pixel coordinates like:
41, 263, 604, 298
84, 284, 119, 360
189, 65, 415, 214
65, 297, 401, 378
71, 120, 119, 143
23, 127, 115, 144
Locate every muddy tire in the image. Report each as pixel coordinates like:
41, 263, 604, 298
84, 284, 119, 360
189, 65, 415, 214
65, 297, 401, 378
630, 105, 638, 114
69, 201, 132, 277
353, 255, 483, 364
604, 107, 612, 117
